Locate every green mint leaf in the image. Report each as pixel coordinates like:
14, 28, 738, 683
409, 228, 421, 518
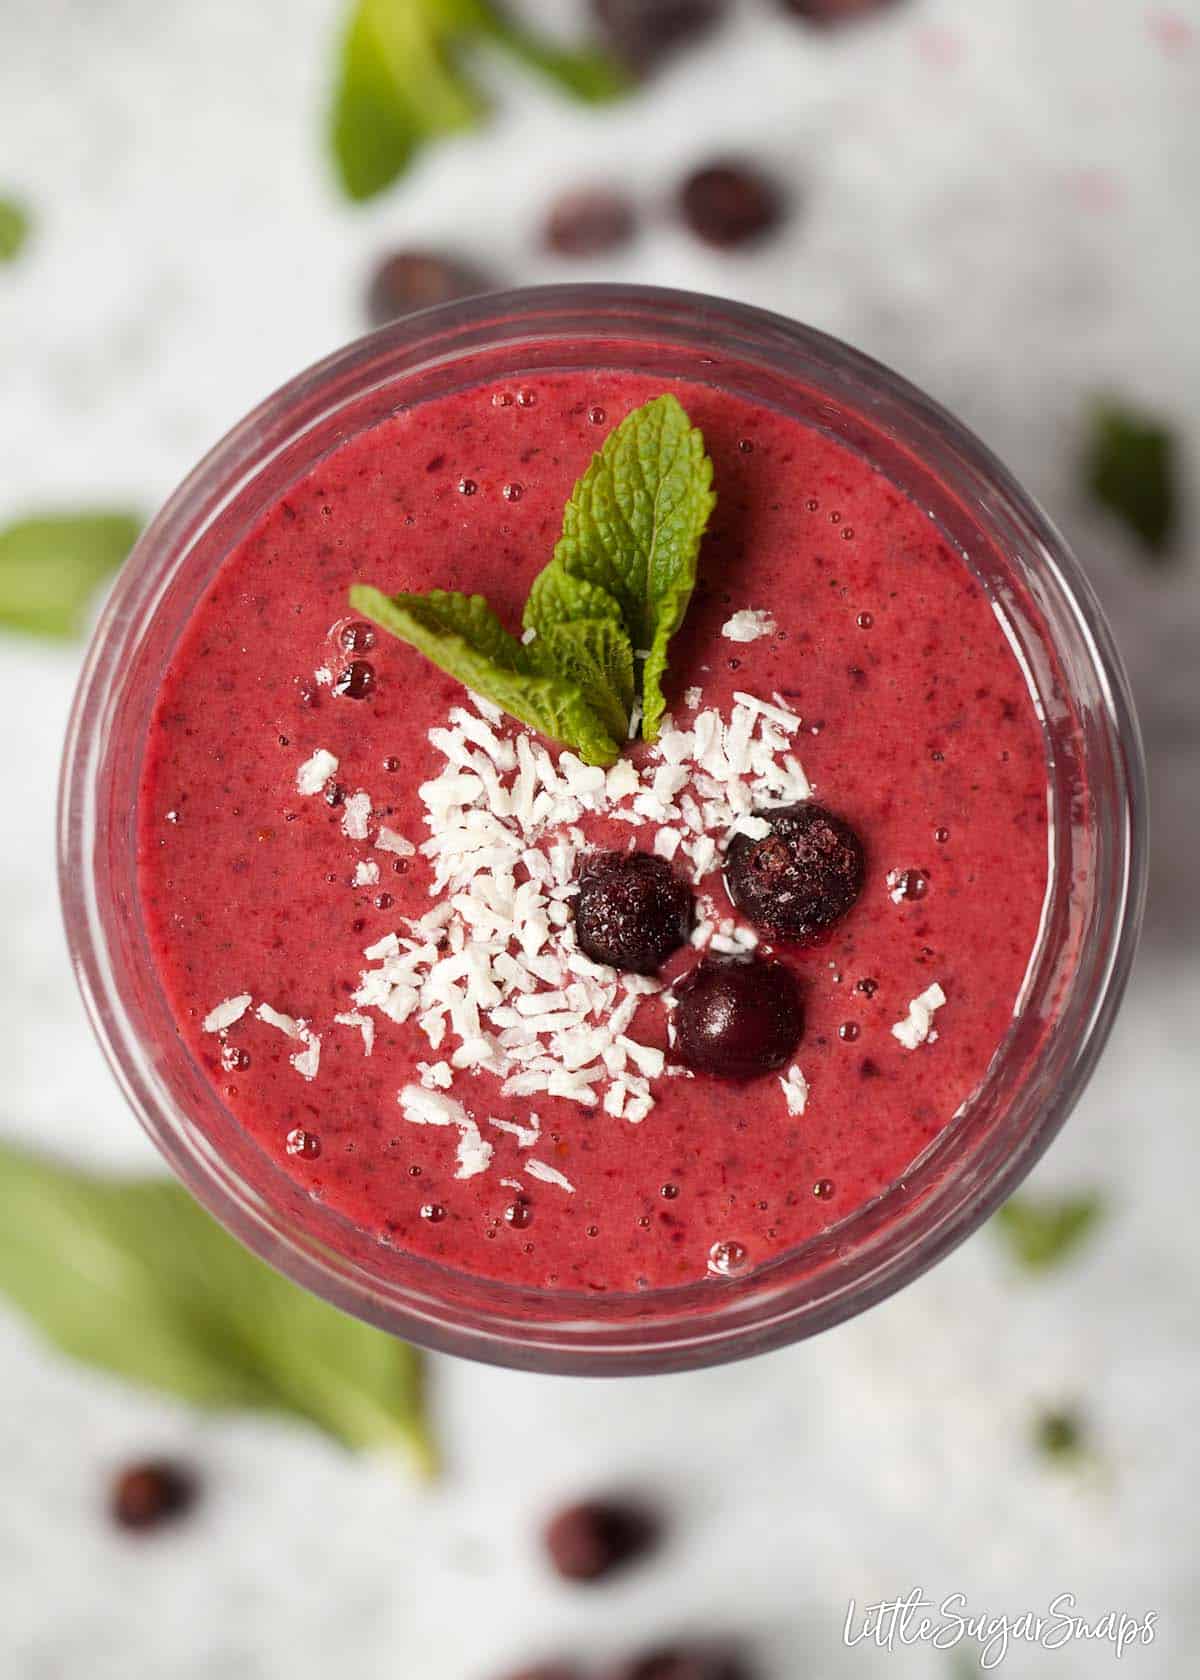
0, 512, 141, 638
0, 197, 32, 263
0, 1142, 435, 1474
486, 15, 630, 102
531, 618, 634, 744
329, 0, 625, 203
993, 1191, 1106, 1272
551, 393, 716, 740
1033, 1407, 1087, 1464
523, 564, 633, 737
350, 584, 622, 764
1083, 399, 1178, 558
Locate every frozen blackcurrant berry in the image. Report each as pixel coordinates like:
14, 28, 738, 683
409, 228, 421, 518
612, 1645, 754, 1680
574, 852, 691, 974
779, 0, 900, 25
678, 160, 784, 248
365, 250, 496, 329
544, 188, 637, 257
591, 0, 726, 72
674, 955, 803, 1079
544, 1499, 657, 1583
724, 803, 864, 941
110, 1460, 197, 1532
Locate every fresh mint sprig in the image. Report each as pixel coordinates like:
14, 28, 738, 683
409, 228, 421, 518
330, 0, 627, 202
350, 394, 716, 765
0, 1142, 435, 1474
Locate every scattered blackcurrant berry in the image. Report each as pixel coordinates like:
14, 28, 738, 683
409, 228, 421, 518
544, 187, 637, 257
543, 1499, 658, 1583
678, 160, 784, 248
574, 851, 692, 974
110, 1460, 197, 1532
674, 955, 803, 1079
724, 803, 865, 941
591, 0, 726, 72
780, 0, 901, 24
365, 250, 496, 329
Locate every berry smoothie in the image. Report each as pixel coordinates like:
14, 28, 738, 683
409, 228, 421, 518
137, 370, 1048, 1294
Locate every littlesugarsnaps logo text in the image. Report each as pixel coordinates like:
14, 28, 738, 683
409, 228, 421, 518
843, 1589, 1157, 1668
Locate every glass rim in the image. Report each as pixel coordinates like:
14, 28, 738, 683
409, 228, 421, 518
59, 283, 1148, 1375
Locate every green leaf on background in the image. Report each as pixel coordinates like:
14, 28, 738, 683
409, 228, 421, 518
0, 197, 31, 263
330, 0, 626, 202
993, 1191, 1105, 1272
1082, 399, 1178, 558
0, 1142, 435, 1475
350, 584, 623, 764
1033, 1407, 1087, 1464
0, 512, 141, 638
550, 393, 716, 739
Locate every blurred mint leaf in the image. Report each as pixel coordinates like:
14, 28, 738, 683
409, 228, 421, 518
0, 197, 31, 263
0, 1142, 435, 1475
548, 392, 716, 740
1033, 1406, 1087, 1464
350, 584, 623, 763
330, 0, 626, 202
994, 1191, 1105, 1272
1083, 400, 1178, 558
0, 512, 141, 638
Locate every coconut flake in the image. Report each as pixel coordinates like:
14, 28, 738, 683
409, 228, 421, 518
353, 860, 380, 888
296, 748, 338, 796
341, 791, 372, 841
891, 983, 947, 1050
780, 1064, 809, 1116
721, 609, 777, 643
376, 826, 416, 857
256, 1002, 304, 1040
524, 1158, 575, 1193
203, 994, 252, 1033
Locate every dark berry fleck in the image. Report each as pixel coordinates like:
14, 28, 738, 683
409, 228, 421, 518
574, 851, 691, 975
724, 803, 865, 941
334, 660, 375, 700
544, 1499, 657, 1583
365, 250, 496, 329
674, 955, 803, 1080
612, 1644, 755, 1680
591, 0, 726, 72
679, 159, 784, 248
779, 0, 901, 24
110, 1460, 196, 1532
544, 187, 637, 257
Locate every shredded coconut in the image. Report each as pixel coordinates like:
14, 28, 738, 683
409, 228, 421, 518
341, 791, 372, 841
353, 860, 380, 888
891, 983, 947, 1050
780, 1064, 809, 1116
524, 1158, 576, 1193
376, 826, 415, 857
203, 993, 251, 1033
721, 608, 777, 643
295, 748, 338, 796
256, 1002, 303, 1040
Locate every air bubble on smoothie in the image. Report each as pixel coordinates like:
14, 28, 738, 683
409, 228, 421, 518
420, 1202, 446, 1223
334, 661, 375, 700
285, 1129, 321, 1159
814, 1179, 834, 1200
708, 1239, 750, 1278
339, 620, 376, 654
856, 611, 873, 629
588, 405, 606, 425
502, 482, 523, 502
492, 390, 514, 407
516, 389, 537, 407
457, 477, 478, 496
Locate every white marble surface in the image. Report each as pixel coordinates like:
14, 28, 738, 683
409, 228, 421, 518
1, 1, 1198, 1675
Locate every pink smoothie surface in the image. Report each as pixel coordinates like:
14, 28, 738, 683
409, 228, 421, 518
137, 369, 1049, 1294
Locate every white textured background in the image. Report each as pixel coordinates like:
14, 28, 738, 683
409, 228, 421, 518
2, 2, 1198, 1675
